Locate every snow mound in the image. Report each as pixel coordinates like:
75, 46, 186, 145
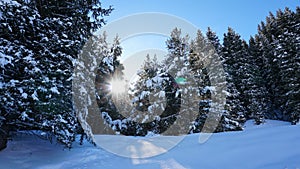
0, 121, 299, 169
243, 119, 290, 130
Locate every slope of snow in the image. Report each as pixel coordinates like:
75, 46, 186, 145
0, 120, 299, 169
243, 119, 291, 130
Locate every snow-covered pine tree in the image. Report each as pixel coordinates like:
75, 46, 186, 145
96, 47, 181, 136
208, 28, 245, 131
0, 0, 112, 147
255, 7, 300, 124
206, 27, 222, 53
129, 54, 161, 114
161, 28, 202, 134
262, 14, 282, 117
73, 33, 109, 137
206, 28, 242, 130
163, 28, 190, 75
257, 30, 282, 120
93, 34, 126, 134
222, 28, 249, 113
247, 35, 270, 124
188, 30, 212, 133
273, 8, 300, 124
287, 7, 300, 124
128, 54, 179, 135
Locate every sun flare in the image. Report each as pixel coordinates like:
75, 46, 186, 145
109, 79, 127, 95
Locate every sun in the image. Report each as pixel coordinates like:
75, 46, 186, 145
109, 79, 127, 95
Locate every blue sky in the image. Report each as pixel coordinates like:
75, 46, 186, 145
102, 0, 299, 41
100, 0, 299, 82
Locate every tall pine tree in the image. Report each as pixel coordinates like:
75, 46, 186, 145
0, 0, 112, 148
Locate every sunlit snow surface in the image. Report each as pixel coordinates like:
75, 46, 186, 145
0, 120, 299, 169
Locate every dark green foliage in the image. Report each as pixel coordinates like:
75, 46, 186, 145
254, 7, 300, 124
206, 7, 299, 126
247, 35, 269, 124
0, 0, 112, 147
219, 28, 247, 127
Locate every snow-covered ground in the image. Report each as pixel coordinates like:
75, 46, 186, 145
0, 120, 299, 169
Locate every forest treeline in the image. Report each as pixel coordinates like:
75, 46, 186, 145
0, 0, 299, 149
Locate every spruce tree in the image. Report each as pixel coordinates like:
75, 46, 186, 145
0, 0, 112, 147
255, 7, 300, 124
162, 28, 201, 134
223, 29, 248, 94
93, 34, 125, 134
189, 30, 212, 132
221, 28, 247, 119
246, 36, 269, 124
274, 8, 300, 124
206, 27, 222, 53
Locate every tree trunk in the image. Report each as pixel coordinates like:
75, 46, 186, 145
0, 124, 9, 151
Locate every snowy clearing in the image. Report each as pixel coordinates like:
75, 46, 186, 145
0, 120, 299, 169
